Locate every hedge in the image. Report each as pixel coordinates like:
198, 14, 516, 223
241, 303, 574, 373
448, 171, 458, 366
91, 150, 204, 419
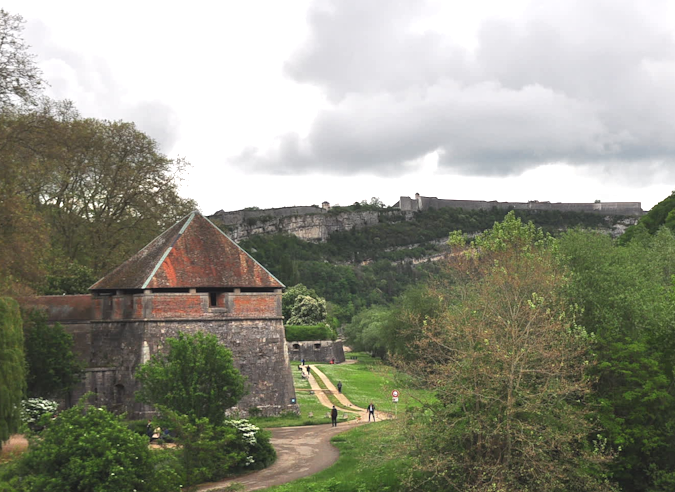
284, 324, 336, 341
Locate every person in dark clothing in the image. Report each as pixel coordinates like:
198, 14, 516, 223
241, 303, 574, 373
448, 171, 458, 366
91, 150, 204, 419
302, 358, 305, 366
331, 406, 338, 427
367, 402, 376, 422
337, 381, 342, 394
306, 365, 311, 376
146, 420, 153, 439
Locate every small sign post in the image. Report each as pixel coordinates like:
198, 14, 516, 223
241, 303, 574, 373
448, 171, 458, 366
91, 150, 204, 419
392, 390, 400, 419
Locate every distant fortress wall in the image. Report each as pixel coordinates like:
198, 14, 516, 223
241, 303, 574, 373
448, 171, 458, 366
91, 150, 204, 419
213, 206, 326, 226
400, 194, 643, 216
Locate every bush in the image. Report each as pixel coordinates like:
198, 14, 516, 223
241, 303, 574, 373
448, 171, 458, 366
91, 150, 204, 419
20, 398, 57, 432
166, 412, 276, 486
5, 400, 181, 492
285, 324, 336, 341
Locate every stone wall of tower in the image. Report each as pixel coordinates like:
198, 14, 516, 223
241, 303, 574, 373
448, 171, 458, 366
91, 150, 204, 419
19, 292, 298, 418
86, 317, 296, 417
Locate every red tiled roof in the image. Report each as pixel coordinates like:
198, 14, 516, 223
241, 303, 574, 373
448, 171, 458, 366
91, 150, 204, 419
90, 212, 284, 290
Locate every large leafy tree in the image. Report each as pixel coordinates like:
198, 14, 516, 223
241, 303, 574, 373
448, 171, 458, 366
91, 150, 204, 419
559, 227, 675, 490
0, 297, 25, 449
399, 213, 612, 491
0, 99, 197, 285
8, 101, 196, 275
23, 310, 84, 399
136, 332, 246, 426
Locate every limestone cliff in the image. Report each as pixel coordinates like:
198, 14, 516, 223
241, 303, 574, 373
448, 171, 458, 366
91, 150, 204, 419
210, 210, 381, 242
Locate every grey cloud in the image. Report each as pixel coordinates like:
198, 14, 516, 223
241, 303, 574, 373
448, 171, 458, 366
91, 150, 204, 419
23, 19, 180, 153
237, 0, 675, 179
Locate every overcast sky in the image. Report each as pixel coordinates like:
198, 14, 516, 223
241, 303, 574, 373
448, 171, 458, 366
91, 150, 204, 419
7, 0, 675, 213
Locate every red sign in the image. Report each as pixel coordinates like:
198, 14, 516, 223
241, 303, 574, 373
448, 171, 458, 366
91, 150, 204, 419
392, 390, 399, 398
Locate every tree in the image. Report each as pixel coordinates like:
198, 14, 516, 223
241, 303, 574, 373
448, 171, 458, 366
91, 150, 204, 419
136, 332, 246, 426
23, 309, 84, 398
0, 9, 45, 108
0, 297, 25, 449
342, 305, 390, 357
559, 227, 675, 490
398, 213, 612, 491
0, 99, 197, 281
287, 295, 327, 326
282, 283, 327, 325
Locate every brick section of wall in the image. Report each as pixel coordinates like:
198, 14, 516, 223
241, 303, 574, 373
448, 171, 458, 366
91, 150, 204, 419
143, 293, 205, 319
229, 293, 278, 318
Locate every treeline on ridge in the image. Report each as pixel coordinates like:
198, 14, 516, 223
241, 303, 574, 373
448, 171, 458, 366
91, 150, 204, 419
240, 205, 620, 322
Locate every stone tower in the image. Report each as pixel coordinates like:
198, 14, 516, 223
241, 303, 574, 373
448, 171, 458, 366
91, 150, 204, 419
25, 211, 298, 417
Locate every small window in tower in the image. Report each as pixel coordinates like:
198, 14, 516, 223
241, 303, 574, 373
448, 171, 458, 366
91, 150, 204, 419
314, 343, 321, 349
209, 293, 217, 307
292, 344, 300, 350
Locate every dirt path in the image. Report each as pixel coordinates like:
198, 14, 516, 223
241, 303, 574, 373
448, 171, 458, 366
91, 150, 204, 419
197, 421, 364, 491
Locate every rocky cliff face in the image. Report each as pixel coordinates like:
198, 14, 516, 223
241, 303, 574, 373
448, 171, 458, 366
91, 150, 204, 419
213, 210, 381, 242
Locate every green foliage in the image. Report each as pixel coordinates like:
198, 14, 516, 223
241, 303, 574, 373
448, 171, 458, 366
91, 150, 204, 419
285, 324, 336, 341
621, 191, 675, 243
559, 227, 675, 490
0, 297, 25, 448
20, 398, 57, 432
0, 98, 197, 292
42, 260, 96, 295
282, 284, 321, 320
242, 207, 613, 325
136, 332, 246, 426
394, 213, 613, 491
161, 411, 275, 486
342, 306, 391, 357
4, 400, 181, 491
22, 310, 83, 398
288, 296, 327, 325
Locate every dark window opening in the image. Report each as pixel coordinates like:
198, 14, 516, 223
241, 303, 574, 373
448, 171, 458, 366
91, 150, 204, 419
209, 293, 218, 307
114, 384, 125, 404
314, 343, 321, 349
292, 344, 300, 350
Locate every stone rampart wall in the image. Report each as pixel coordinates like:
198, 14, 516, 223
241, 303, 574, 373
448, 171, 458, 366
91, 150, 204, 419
286, 340, 346, 364
20, 294, 297, 418
409, 196, 643, 216
83, 318, 297, 418
212, 206, 325, 226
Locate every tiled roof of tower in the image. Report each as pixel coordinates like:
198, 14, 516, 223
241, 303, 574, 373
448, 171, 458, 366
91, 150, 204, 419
90, 212, 284, 290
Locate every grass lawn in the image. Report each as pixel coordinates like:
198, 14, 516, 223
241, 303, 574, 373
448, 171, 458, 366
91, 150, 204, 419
315, 353, 434, 418
263, 419, 410, 492
252, 367, 355, 428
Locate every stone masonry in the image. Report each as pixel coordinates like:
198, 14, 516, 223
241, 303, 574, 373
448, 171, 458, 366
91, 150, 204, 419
22, 212, 298, 418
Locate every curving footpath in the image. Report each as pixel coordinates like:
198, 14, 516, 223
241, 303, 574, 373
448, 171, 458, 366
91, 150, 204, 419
198, 364, 383, 491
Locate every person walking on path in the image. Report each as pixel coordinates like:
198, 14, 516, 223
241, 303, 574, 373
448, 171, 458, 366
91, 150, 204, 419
306, 365, 311, 376
302, 358, 305, 366
367, 402, 376, 422
331, 406, 338, 427
337, 381, 342, 394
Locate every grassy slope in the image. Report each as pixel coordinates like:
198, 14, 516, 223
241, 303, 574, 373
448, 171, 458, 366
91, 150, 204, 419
252, 368, 335, 428
260, 354, 432, 491
315, 353, 433, 416
265, 420, 409, 492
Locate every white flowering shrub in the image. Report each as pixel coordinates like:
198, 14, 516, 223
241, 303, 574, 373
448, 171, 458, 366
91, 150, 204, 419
21, 398, 58, 427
